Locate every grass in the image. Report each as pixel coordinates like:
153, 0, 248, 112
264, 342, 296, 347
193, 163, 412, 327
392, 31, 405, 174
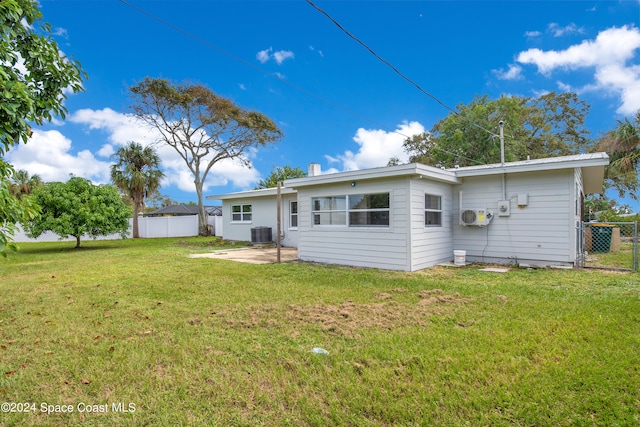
586, 241, 637, 270
1, 237, 639, 426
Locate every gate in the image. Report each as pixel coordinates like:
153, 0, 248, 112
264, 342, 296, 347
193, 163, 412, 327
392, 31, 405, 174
577, 222, 638, 271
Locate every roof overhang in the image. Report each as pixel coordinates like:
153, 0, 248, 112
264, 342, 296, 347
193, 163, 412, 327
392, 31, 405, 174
452, 153, 609, 194
207, 153, 609, 201
284, 162, 459, 188
207, 186, 297, 201
582, 163, 606, 194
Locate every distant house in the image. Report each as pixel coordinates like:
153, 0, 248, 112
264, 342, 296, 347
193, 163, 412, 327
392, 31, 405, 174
145, 204, 222, 217
208, 153, 608, 271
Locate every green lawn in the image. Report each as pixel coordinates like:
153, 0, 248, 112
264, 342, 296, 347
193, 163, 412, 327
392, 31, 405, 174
585, 241, 637, 270
1, 238, 639, 426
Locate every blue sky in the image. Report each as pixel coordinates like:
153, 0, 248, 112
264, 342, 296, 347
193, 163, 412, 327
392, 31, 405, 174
6, 0, 640, 211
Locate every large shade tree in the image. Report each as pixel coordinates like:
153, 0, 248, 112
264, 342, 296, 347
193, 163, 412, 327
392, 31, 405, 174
403, 92, 592, 167
24, 177, 131, 248
0, 0, 85, 255
111, 142, 164, 238
597, 110, 640, 200
129, 78, 283, 235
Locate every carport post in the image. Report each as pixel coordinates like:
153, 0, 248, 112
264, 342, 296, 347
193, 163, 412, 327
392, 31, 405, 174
276, 181, 282, 263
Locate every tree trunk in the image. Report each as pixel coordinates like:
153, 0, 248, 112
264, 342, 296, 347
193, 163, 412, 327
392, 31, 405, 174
195, 180, 208, 236
75, 235, 81, 248
132, 198, 140, 238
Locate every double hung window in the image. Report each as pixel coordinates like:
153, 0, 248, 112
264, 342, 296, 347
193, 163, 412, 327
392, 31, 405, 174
425, 194, 442, 227
290, 201, 298, 228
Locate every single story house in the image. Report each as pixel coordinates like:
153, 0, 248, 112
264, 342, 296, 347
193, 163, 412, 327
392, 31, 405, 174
208, 153, 608, 271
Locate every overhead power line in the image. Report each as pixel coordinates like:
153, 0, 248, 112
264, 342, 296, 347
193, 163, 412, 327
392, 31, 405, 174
305, 0, 498, 140
118, 0, 485, 166
118, 0, 403, 133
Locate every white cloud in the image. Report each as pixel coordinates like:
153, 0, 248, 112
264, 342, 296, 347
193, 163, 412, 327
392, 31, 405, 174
273, 50, 294, 65
8, 51, 28, 76
97, 144, 115, 158
518, 26, 640, 73
69, 108, 154, 145
49, 117, 65, 126
525, 30, 542, 38
256, 48, 271, 64
548, 22, 584, 37
309, 45, 324, 57
239, 83, 247, 90
5, 129, 111, 184
327, 121, 425, 171
68, 108, 262, 192
493, 64, 523, 81
557, 81, 573, 92
516, 25, 640, 114
53, 27, 68, 38
256, 47, 294, 65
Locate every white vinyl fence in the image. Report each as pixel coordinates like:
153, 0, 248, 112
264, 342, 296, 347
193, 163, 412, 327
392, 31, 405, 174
12, 215, 223, 243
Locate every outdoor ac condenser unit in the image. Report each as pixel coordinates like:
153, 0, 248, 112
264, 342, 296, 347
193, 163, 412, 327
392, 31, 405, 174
460, 209, 493, 226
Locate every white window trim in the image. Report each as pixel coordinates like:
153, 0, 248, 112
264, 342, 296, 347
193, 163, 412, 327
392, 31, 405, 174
311, 193, 390, 228
425, 193, 442, 228
289, 201, 298, 230
311, 196, 347, 227
231, 204, 252, 223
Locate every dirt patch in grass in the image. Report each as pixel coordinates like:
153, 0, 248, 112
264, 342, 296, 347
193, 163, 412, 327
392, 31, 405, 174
214, 289, 469, 338
173, 238, 248, 248
417, 289, 444, 298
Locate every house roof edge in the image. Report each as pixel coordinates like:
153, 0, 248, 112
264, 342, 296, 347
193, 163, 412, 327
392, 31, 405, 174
284, 162, 459, 188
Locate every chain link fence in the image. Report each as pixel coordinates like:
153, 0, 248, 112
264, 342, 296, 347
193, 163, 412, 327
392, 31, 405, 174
578, 222, 638, 271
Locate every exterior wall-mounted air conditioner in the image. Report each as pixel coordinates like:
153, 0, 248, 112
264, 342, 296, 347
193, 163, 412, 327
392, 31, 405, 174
460, 209, 493, 227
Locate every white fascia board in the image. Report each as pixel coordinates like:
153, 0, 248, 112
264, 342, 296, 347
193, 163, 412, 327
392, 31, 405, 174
284, 163, 459, 188
452, 153, 609, 178
207, 186, 297, 201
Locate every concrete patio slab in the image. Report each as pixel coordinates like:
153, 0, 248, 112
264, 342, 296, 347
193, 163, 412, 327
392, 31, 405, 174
188, 247, 298, 264
479, 267, 510, 273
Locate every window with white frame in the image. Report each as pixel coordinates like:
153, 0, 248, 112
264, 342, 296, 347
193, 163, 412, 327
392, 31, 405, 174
312, 196, 346, 226
290, 201, 298, 228
348, 193, 390, 227
311, 193, 390, 227
231, 204, 252, 222
425, 194, 442, 226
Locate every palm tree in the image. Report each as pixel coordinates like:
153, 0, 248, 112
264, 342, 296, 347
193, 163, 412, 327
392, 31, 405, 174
9, 169, 43, 199
111, 142, 164, 238
598, 111, 640, 200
